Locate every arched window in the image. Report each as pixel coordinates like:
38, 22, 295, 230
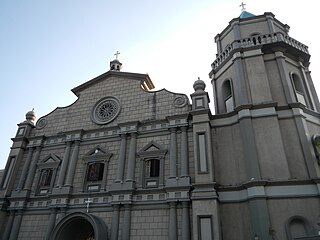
291, 73, 307, 106
222, 80, 234, 113
285, 216, 315, 239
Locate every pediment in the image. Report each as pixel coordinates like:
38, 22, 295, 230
138, 141, 167, 157
38, 154, 61, 168
83, 145, 113, 162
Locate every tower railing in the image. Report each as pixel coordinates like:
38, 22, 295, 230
211, 32, 309, 70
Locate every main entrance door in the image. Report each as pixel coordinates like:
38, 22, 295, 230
50, 212, 108, 240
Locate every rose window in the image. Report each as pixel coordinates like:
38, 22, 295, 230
91, 97, 121, 124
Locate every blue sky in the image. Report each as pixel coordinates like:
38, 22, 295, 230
1, 0, 319, 169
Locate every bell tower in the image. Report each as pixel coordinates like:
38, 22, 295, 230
209, 11, 320, 240
210, 12, 320, 113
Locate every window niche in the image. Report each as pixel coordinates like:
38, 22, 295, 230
285, 216, 315, 240
290, 72, 309, 107
222, 79, 234, 113
82, 146, 112, 192
138, 141, 167, 188
312, 134, 320, 164
36, 154, 61, 195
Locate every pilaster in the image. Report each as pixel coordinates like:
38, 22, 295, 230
181, 201, 191, 240
126, 132, 137, 182
168, 202, 177, 240
9, 210, 23, 240
24, 146, 42, 190
169, 127, 177, 178
115, 134, 127, 182
122, 204, 132, 240
16, 147, 34, 191
180, 126, 189, 177
111, 204, 120, 240
65, 140, 81, 187
45, 208, 58, 240
56, 141, 72, 188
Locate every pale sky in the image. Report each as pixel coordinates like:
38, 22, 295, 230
0, 0, 319, 169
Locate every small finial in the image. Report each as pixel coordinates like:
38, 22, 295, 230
32, 108, 34, 111
198, 77, 200, 80
239, 2, 246, 12
114, 51, 120, 60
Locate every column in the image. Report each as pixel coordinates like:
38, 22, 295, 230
116, 134, 127, 182
168, 202, 177, 240
16, 147, 34, 191
214, 34, 222, 54
233, 54, 250, 106
122, 204, 132, 240
126, 133, 137, 182
275, 51, 296, 104
180, 127, 189, 177
266, 16, 276, 33
181, 201, 190, 240
9, 210, 23, 240
2, 211, 15, 240
24, 146, 41, 190
45, 208, 57, 240
169, 128, 177, 178
111, 205, 120, 240
65, 140, 80, 186
56, 141, 72, 187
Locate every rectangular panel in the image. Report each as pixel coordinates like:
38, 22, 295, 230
198, 134, 208, 172
200, 217, 213, 240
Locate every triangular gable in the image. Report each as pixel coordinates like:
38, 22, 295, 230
71, 71, 154, 97
83, 145, 113, 162
138, 141, 167, 157
38, 154, 61, 168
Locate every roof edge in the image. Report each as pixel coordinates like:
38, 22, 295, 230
71, 71, 155, 96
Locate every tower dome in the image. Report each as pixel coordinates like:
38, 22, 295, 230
25, 109, 36, 124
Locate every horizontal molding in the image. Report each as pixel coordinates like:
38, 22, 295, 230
218, 183, 320, 202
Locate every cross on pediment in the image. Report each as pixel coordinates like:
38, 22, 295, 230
114, 51, 120, 60
240, 2, 246, 11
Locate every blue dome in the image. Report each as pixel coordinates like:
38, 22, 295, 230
239, 11, 255, 19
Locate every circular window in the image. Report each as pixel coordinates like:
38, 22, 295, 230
36, 118, 47, 129
91, 97, 121, 125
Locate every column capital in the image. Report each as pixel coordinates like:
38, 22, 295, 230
181, 201, 190, 207
112, 204, 120, 210
124, 204, 131, 210
120, 133, 127, 139
180, 126, 188, 131
169, 127, 177, 133
168, 201, 177, 208
130, 132, 138, 138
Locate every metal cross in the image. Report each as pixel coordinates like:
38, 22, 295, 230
114, 51, 120, 60
239, 2, 246, 11
85, 198, 93, 213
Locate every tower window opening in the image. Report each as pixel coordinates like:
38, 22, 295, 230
292, 73, 307, 106
222, 80, 234, 113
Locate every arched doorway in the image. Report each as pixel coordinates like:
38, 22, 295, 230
50, 212, 108, 240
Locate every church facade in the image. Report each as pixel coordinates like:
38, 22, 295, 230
1, 11, 320, 240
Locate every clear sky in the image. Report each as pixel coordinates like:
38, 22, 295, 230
0, 0, 319, 169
